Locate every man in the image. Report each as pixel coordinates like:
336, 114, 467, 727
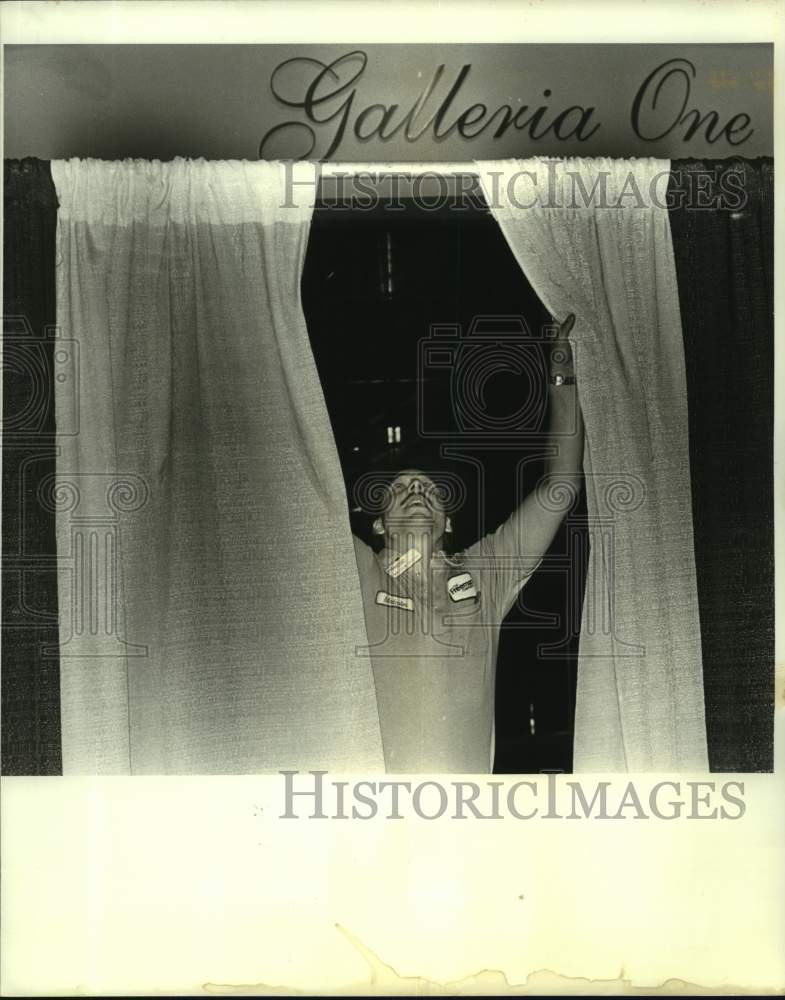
352, 314, 582, 773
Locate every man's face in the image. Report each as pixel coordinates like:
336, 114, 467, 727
382, 468, 448, 542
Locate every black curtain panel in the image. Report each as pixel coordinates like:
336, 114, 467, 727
2, 159, 61, 774
669, 158, 775, 772
0, 157, 776, 774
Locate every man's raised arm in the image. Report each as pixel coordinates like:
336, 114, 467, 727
509, 312, 584, 572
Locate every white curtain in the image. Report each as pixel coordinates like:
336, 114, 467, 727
51, 157, 384, 774
476, 157, 708, 771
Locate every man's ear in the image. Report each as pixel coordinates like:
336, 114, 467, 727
445, 516, 453, 533
372, 517, 385, 536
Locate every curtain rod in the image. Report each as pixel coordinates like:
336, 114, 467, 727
313, 159, 568, 176
317, 162, 481, 177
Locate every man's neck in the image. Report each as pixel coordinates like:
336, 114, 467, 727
383, 531, 443, 562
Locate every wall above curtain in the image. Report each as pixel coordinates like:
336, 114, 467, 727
3, 44, 772, 162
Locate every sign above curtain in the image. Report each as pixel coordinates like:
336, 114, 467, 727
4, 44, 772, 163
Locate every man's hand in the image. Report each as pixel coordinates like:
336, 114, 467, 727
549, 312, 576, 379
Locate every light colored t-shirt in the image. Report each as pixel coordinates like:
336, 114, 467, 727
352, 514, 540, 773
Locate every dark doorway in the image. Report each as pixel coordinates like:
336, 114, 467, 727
301, 194, 588, 773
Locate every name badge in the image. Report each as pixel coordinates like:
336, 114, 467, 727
447, 573, 477, 602
385, 547, 422, 578
376, 591, 414, 612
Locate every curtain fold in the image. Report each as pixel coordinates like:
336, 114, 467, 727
51, 157, 384, 774
476, 157, 709, 772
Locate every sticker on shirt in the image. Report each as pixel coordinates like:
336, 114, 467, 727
447, 573, 477, 602
376, 591, 414, 612
385, 547, 422, 578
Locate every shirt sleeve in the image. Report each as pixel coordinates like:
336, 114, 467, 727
463, 510, 543, 624
352, 533, 376, 573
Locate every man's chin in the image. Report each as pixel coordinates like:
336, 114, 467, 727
390, 514, 435, 531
